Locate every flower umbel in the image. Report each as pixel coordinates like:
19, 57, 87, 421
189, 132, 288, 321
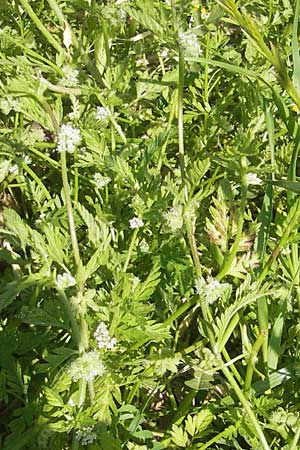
94, 322, 117, 350
96, 106, 110, 121
60, 66, 79, 87
57, 124, 81, 153
164, 206, 183, 232
75, 426, 97, 446
129, 217, 144, 229
246, 173, 263, 185
93, 172, 111, 189
195, 277, 231, 304
67, 351, 105, 382
56, 273, 76, 290
178, 31, 202, 58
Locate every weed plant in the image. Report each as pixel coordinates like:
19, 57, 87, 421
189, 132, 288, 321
0, 0, 300, 449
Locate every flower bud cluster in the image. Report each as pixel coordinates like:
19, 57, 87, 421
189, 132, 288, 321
195, 277, 231, 304
94, 322, 117, 350
75, 426, 97, 446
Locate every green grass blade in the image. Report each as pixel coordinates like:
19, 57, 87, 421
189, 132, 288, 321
271, 179, 300, 193
292, 0, 300, 92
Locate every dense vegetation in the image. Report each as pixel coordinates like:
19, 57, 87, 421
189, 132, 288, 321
0, 0, 300, 449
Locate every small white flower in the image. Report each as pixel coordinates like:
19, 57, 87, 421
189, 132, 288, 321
67, 351, 105, 382
246, 173, 263, 185
57, 124, 81, 153
60, 66, 79, 87
195, 277, 231, 304
164, 206, 183, 232
178, 31, 202, 58
129, 217, 144, 229
117, 8, 127, 22
96, 106, 110, 121
76, 426, 97, 446
56, 272, 76, 290
93, 172, 111, 189
201, 7, 210, 20
160, 48, 169, 58
94, 322, 117, 350
136, 57, 149, 67
9, 164, 19, 175
22, 154, 32, 165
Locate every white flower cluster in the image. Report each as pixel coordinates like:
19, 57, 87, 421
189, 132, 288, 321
164, 205, 183, 232
68, 351, 105, 382
129, 217, 144, 229
178, 31, 202, 58
195, 277, 231, 305
93, 172, 111, 189
22, 154, 32, 165
56, 272, 76, 290
57, 124, 81, 153
96, 106, 110, 121
94, 322, 117, 350
246, 172, 263, 185
75, 426, 97, 446
9, 164, 19, 175
60, 66, 79, 87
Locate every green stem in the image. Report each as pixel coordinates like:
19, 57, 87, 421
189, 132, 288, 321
21, 162, 52, 201
60, 151, 81, 268
257, 197, 300, 285
244, 332, 265, 399
57, 287, 81, 348
157, 91, 176, 172
73, 148, 79, 205
289, 419, 300, 450
222, 364, 271, 450
123, 228, 139, 273
78, 380, 87, 407
18, 0, 63, 53
163, 297, 197, 327
222, 347, 243, 384
196, 425, 236, 450
178, 46, 186, 194
217, 175, 247, 280
185, 219, 202, 277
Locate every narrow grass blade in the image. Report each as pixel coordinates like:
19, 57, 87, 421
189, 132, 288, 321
271, 179, 300, 193
292, 0, 300, 92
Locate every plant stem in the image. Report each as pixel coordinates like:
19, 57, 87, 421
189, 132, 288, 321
185, 218, 202, 277
289, 419, 300, 450
73, 148, 79, 205
244, 331, 265, 399
21, 162, 52, 201
57, 288, 82, 349
217, 175, 247, 280
196, 425, 236, 450
60, 151, 81, 268
257, 197, 300, 285
178, 46, 187, 201
222, 364, 271, 450
123, 228, 139, 273
18, 0, 63, 53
